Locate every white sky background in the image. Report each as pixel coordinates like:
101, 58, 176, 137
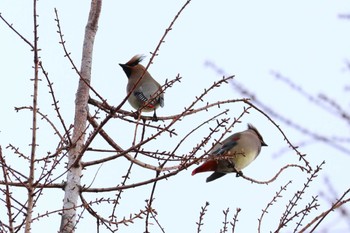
0, 1, 350, 232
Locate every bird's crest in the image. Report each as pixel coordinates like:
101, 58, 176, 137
247, 124, 267, 146
125, 54, 145, 67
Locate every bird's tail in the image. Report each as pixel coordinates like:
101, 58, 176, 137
206, 172, 226, 182
191, 160, 218, 176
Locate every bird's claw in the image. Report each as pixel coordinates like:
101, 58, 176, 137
236, 171, 243, 177
133, 111, 140, 120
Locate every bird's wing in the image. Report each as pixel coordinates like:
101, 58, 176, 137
211, 135, 240, 156
134, 91, 149, 103
134, 82, 164, 108
134, 91, 157, 109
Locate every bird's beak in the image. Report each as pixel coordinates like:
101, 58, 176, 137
119, 63, 131, 76
262, 141, 268, 147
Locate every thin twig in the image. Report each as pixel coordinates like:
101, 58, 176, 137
54, 8, 107, 105
0, 147, 14, 232
196, 202, 210, 233
231, 208, 241, 233
39, 62, 72, 144
0, 13, 34, 48
241, 164, 306, 184
220, 208, 230, 233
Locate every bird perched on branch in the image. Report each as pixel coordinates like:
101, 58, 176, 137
192, 124, 267, 182
119, 55, 164, 120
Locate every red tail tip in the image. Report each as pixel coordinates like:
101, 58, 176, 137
191, 160, 217, 176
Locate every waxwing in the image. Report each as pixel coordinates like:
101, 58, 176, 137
192, 124, 267, 182
119, 55, 164, 119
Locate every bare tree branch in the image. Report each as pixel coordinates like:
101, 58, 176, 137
25, 0, 40, 231
300, 188, 350, 233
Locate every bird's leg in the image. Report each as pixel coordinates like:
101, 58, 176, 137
226, 160, 242, 177
227, 160, 235, 170
152, 110, 158, 122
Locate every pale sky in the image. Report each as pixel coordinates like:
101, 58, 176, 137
1, 1, 350, 232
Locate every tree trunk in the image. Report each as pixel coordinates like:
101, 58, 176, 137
59, 0, 102, 232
